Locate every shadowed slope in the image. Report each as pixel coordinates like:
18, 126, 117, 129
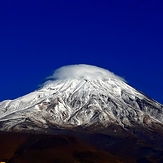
0, 131, 130, 163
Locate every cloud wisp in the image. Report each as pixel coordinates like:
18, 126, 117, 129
44, 64, 125, 85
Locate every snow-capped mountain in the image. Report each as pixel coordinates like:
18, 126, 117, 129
0, 65, 162, 133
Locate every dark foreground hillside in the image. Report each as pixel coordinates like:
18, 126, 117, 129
1, 130, 163, 163
0, 131, 132, 163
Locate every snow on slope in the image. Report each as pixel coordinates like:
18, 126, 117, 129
0, 78, 162, 131
0, 65, 162, 132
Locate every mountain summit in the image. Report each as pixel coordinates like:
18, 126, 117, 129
0, 64, 162, 133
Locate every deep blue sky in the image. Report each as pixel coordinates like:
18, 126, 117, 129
0, 0, 163, 104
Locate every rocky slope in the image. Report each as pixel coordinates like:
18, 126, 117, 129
0, 77, 162, 133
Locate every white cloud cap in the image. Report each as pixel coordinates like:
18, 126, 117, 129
45, 64, 125, 82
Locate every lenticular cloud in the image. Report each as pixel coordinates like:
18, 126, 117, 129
46, 64, 125, 82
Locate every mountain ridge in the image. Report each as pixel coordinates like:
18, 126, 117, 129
0, 77, 162, 133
